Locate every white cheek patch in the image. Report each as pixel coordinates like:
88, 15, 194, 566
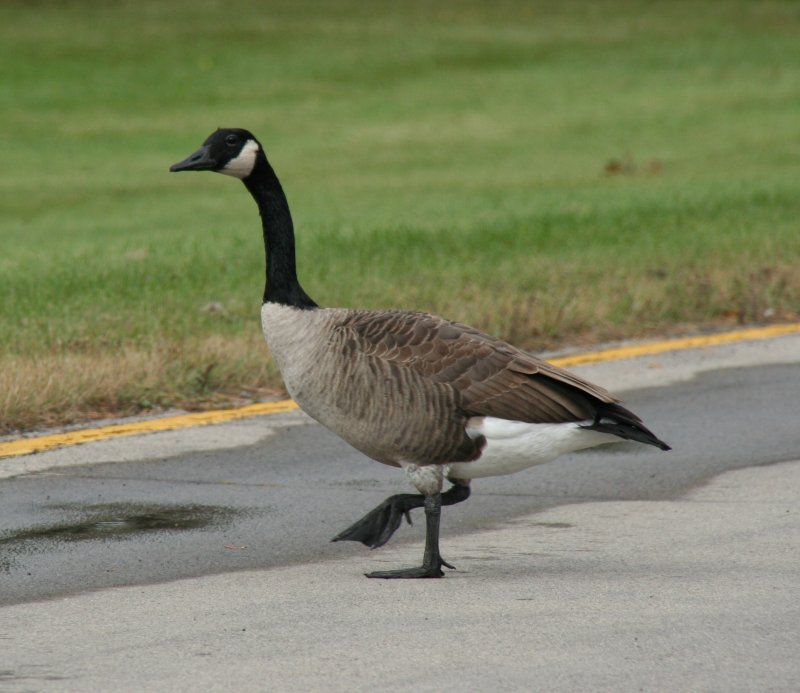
221, 139, 259, 178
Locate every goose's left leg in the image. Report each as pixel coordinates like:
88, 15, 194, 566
331, 479, 470, 549
366, 464, 454, 579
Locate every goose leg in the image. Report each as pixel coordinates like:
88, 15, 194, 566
365, 492, 454, 579
331, 482, 471, 549
331, 493, 425, 548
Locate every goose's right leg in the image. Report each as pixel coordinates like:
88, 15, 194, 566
365, 491, 454, 579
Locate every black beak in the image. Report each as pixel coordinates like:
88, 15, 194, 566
170, 145, 217, 172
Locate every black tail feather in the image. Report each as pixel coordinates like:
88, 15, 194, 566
581, 401, 671, 451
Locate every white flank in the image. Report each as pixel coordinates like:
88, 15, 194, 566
221, 139, 260, 178
446, 417, 619, 480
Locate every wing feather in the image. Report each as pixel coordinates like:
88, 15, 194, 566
335, 309, 619, 425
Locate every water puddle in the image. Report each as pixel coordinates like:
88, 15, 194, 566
0, 503, 236, 570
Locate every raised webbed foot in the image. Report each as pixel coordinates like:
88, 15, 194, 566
333, 483, 472, 550
331, 493, 425, 549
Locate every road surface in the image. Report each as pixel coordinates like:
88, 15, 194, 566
0, 333, 798, 691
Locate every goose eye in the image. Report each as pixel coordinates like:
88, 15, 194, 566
225, 134, 238, 146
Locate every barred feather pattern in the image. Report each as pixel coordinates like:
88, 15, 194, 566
261, 303, 655, 470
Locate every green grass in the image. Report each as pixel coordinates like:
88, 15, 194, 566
2, 0, 800, 431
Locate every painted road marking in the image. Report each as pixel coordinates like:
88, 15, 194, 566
1, 323, 798, 460
0, 400, 299, 460
549, 323, 800, 367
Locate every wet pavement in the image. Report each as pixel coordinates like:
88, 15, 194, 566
1, 458, 798, 692
2, 360, 800, 605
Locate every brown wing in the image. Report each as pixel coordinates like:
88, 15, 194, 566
336, 309, 620, 425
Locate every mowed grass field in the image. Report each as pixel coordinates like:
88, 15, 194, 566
2, 0, 799, 432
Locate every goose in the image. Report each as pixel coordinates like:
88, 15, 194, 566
170, 128, 670, 579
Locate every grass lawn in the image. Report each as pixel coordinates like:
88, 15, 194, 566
2, 0, 799, 432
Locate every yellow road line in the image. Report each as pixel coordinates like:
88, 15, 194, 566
548, 323, 800, 367
0, 400, 299, 460
1, 323, 797, 461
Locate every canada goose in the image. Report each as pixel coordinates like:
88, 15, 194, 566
171, 128, 670, 579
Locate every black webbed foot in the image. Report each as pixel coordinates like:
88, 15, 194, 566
331, 493, 425, 549
364, 492, 458, 579
331, 483, 471, 550
366, 557, 455, 580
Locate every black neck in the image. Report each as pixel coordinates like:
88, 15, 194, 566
243, 156, 317, 309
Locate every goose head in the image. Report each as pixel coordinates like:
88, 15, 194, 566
170, 128, 264, 179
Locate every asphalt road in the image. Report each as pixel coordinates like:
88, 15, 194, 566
1, 335, 798, 691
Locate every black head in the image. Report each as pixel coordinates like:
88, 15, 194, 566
170, 128, 264, 179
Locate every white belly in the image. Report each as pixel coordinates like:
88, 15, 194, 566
446, 417, 618, 480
